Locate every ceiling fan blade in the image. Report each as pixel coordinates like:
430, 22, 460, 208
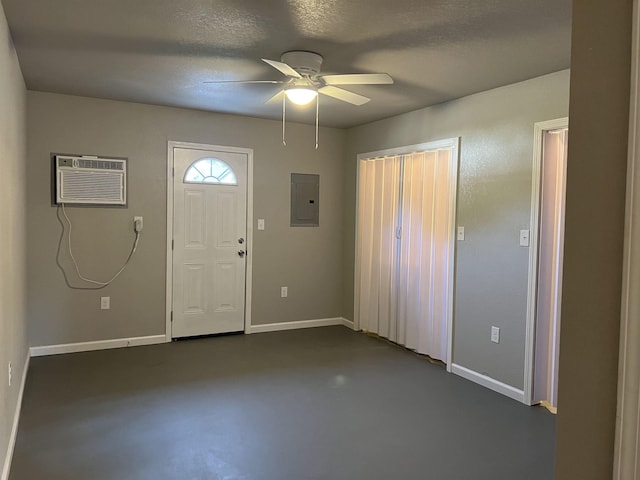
319, 86, 370, 106
264, 90, 284, 104
321, 73, 394, 85
262, 59, 302, 79
203, 80, 285, 84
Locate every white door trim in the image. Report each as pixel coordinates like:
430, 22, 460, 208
614, 0, 640, 475
353, 138, 459, 371
166, 141, 254, 339
524, 117, 569, 405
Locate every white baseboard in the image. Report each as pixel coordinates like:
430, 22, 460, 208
2, 353, 29, 480
29, 334, 168, 357
341, 318, 355, 330
248, 317, 351, 334
451, 363, 525, 404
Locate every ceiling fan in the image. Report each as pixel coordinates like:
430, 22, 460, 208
207, 51, 394, 106
205, 51, 394, 148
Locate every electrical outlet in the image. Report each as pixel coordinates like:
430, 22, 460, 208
491, 326, 500, 344
8, 362, 11, 387
134, 216, 143, 232
101, 296, 110, 310
280, 286, 288, 298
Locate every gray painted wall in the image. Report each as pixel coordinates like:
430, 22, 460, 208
26, 92, 345, 346
343, 70, 570, 389
0, 1, 28, 474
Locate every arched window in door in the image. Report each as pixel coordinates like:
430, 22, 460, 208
184, 157, 238, 185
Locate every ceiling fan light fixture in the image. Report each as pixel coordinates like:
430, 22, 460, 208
285, 87, 318, 105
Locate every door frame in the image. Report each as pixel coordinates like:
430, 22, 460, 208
165, 141, 254, 339
353, 137, 460, 371
614, 0, 640, 474
523, 117, 569, 405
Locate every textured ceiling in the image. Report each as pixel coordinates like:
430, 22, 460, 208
2, 0, 571, 128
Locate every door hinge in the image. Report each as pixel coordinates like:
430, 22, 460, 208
170, 311, 173, 322
396, 227, 402, 239
172, 239, 174, 250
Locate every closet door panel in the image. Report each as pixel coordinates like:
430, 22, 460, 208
357, 156, 400, 336
357, 141, 457, 364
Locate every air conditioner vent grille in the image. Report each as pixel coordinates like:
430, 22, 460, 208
60, 171, 124, 203
55, 155, 127, 205
76, 159, 124, 170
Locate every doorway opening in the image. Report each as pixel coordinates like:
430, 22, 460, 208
524, 118, 569, 410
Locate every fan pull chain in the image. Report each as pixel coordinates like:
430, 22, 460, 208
282, 92, 287, 146
315, 94, 319, 150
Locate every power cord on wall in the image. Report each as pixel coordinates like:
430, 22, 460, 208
60, 203, 141, 287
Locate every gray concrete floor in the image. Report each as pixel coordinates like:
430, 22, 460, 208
10, 326, 555, 479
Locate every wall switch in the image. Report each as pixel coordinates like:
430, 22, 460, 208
519, 229, 530, 247
134, 216, 143, 232
280, 286, 288, 298
101, 296, 110, 310
457, 226, 465, 241
258, 219, 265, 231
491, 326, 500, 344
8, 362, 11, 387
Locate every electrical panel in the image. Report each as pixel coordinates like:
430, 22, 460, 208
290, 173, 319, 227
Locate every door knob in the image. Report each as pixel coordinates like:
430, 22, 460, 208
238, 250, 246, 257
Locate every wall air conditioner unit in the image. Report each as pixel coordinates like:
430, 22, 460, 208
55, 155, 127, 205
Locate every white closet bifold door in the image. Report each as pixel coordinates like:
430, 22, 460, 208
357, 155, 401, 338
357, 140, 457, 364
398, 149, 452, 361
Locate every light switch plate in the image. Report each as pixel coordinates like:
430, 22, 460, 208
519, 229, 530, 247
491, 326, 500, 344
257, 219, 265, 231
457, 226, 465, 241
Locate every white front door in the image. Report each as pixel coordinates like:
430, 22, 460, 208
172, 146, 248, 338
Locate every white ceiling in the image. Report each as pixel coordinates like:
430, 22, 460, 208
1, 0, 571, 128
